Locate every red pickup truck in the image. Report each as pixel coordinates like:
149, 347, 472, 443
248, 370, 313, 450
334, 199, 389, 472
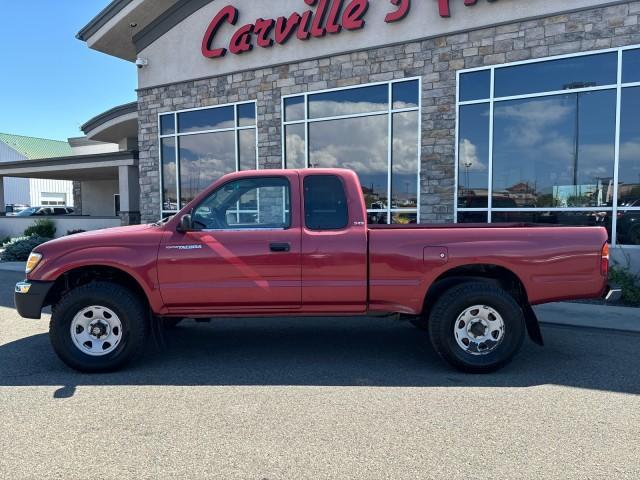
15, 169, 618, 373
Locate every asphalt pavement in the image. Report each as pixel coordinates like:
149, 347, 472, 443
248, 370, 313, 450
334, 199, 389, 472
1, 270, 639, 479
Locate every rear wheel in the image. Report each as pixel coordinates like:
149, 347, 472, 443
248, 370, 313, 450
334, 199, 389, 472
50, 282, 148, 373
428, 282, 525, 373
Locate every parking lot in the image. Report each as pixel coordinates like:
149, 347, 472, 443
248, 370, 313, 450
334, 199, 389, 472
0, 270, 639, 479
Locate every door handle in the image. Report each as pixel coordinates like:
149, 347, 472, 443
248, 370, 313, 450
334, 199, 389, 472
270, 242, 291, 252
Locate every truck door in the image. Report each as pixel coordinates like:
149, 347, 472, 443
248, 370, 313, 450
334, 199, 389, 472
157, 174, 301, 313
300, 173, 368, 313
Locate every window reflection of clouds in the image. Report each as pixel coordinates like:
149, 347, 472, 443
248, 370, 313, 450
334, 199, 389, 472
618, 87, 640, 206
238, 129, 257, 171
458, 104, 490, 208
284, 80, 421, 221
179, 131, 236, 204
309, 115, 389, 208
309, 85, 388, 118
492, 92, 615, 208
392, 112, 419, 208
392, 80, 420, 109
284, 97, 305, 122
285, 124, 305, 169
160, 102, 258, 213
178, 106, 235, 133
161, 137, 177, 211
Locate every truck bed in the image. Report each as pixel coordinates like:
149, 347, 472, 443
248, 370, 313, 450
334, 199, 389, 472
366, 223, 608, 313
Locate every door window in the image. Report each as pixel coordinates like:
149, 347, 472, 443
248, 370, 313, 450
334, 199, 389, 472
192, 177, 290, 230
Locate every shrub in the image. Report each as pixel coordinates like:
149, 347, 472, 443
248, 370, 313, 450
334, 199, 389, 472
609, 266, 640, 307
24, 219, 56, 239
0, 236, 51, 262
0, 236, 11, 247
66, 229, 86, 236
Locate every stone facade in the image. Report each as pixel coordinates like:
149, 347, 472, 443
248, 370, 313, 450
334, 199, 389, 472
72, 181, 82, 215
119, 211, 141, 225
137, 1, 640, 224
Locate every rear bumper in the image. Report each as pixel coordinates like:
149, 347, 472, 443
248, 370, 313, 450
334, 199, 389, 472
14, 280, 54, 319
603, 285, 622, 303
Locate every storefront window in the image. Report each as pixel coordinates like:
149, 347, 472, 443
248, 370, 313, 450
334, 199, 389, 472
160, 138, 177, 211
494, 52, 617, 98
459, 70, 491, 102
622, 48, 640, 84
159, 101, 257, 216
493, 91, 616, 208
458, 104, 490, 208
160, 115, 175, 136
456, 46, 640, 246
309, 115, 389, 209
308, 84, 388, 118
392, 80, 420, 109
283, 78, 421, 224
617, 87, 640, 207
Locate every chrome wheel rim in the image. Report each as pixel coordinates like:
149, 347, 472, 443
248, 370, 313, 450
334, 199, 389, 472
70, 306, 123, 357
454, 305, 505, 356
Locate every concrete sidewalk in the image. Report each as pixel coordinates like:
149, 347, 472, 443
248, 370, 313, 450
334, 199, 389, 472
535, 302, 640, 333
0, 262, 25, 273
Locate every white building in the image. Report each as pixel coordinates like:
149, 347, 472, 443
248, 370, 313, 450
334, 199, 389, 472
0, 133, 75, 209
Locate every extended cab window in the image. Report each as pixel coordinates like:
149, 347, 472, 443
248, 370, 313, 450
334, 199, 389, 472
304, 175, 348, 230
192, 177, 290, 230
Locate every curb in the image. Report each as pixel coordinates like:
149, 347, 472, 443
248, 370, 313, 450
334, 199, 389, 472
534, 302, 640, 333
0, 262, 25, 273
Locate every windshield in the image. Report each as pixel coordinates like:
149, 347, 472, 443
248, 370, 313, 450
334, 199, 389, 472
16, 208, 38, 217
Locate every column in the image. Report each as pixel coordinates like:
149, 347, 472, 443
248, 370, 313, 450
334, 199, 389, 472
118, 166, 141, 225
0, 177, 5, 216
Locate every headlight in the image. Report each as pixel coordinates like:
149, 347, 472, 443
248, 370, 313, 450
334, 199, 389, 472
25, 252, 43, 274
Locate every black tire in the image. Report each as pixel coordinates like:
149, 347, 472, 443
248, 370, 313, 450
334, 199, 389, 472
50, 282, 149, 373
428, 282, 525, 374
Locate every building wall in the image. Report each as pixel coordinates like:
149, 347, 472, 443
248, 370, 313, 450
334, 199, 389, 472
29, 179, 74, 207
70, 143, 119, 156
137, 1, 640, 224
80, 179, 119, 216
138, 0, 616, 89
0, 141, 30, 205
2, 178, 30, 206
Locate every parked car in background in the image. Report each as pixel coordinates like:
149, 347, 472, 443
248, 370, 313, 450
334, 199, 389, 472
15, 206, 74, 217
5, 204, 30, 216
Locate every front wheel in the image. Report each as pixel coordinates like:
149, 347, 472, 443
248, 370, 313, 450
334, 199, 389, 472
428, 282, 525, 373
50, 282, 149, 373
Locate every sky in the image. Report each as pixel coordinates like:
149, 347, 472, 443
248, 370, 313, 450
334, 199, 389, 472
0, 0, 137, 141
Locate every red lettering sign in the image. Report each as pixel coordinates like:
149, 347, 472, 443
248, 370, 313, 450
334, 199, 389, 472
385, 0, 410, 23
202, 0, 494, 59
201, 5, 238, 58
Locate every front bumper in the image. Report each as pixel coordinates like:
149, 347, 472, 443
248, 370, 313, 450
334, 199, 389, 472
603, 285, 622, 303
14, 280, 54, 319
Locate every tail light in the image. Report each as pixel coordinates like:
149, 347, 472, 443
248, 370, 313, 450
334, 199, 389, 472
601, 243, 610, 277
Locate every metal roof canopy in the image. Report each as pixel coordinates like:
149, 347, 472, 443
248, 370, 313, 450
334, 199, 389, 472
0, 151, 138, 181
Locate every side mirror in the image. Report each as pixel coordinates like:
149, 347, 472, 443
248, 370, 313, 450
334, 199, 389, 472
177, 214, 193, 233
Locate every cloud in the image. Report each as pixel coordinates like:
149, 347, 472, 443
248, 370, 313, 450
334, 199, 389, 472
459, 138, 487, 172
285, 128, 305, 169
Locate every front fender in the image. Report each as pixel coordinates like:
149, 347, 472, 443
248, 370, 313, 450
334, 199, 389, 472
28, 245, 165, 314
